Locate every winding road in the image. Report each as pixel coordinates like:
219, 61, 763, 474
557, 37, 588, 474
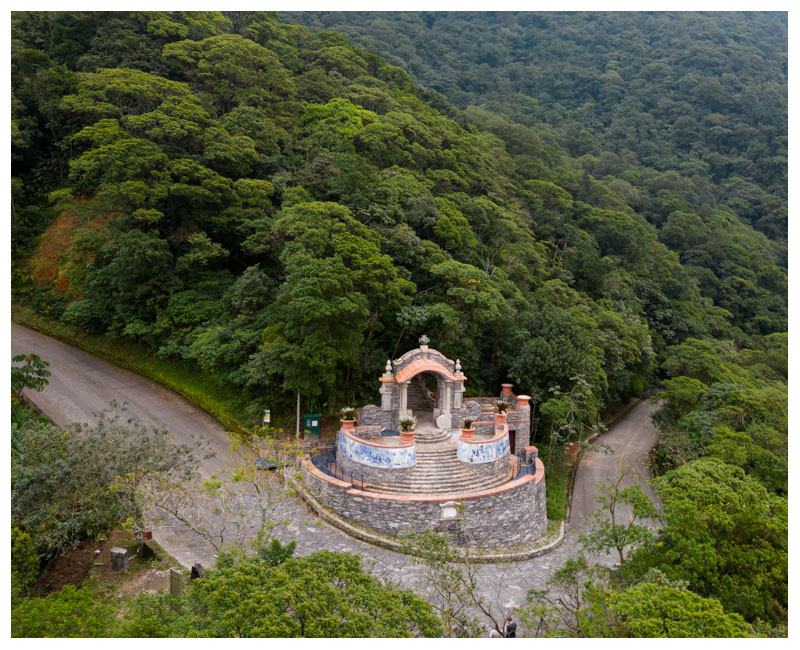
12, 322, 660, 620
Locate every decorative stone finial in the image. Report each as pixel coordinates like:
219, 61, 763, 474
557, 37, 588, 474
381, 358, 394, 381
419, 334, 430, 346
455, 358, 462, 373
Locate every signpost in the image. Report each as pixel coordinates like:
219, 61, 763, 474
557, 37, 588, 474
304, 413, 321, 439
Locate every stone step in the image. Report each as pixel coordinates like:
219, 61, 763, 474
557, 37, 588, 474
365, 473, 509, 495
336, 439, 512, 495
357, 444, 512, 494
406, 378, 435, 411
414, 433, 452, 443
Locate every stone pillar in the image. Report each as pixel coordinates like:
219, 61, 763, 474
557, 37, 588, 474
515, 394, 532, 449
443, 381, 452, 415
523, 445, 538, 465
170, 568, 184, 596
434, 376, 443, 417
399, 382, 409, 417
110, 547, 129, 572
454, 382, 464, 409
380, 381, 393, 411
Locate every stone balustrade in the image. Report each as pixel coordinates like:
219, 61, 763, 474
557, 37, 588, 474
457, 419, 511, 475
336, 427, 416, 484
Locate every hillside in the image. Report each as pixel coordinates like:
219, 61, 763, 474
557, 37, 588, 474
10, 10, 787, 634
285, 12, 788, 241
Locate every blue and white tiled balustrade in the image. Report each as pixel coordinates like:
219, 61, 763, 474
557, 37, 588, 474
457, 434, 510, 464
338, 431, 416, 468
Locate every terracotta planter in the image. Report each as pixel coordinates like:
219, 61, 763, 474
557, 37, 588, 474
399, 429, 416, 442
460, 427, 475, 441
494, 412, 507, 424
340, 419, 356, 430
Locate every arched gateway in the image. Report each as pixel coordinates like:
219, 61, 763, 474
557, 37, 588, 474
378, 336, 467, 431
300, 337, 548, 549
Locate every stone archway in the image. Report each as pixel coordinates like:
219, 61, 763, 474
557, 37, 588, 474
395, 359, 460, 430
371, 340, 467, 433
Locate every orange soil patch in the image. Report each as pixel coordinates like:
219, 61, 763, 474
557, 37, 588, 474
30, 209, 109, 294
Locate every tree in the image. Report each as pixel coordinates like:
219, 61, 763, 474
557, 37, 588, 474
11, 405, 197, 559
11, 353, 50, 399
119, 547, 442, 637
608, 580, 757, 637
401, 531, 509, 637
579, 463, 660, 565
162, 34, 296, 115
62, 228, 176, 335
139, 427, 300, 555
12, 585, 114, 638
243, 201, 413, 408
633, 457, 787, 624
11, 527, 39, 600
519, 555, 611, 638
518, 560, 758, 638
538, 374, 604, 461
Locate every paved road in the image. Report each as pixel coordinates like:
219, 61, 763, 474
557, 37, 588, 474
11, 324, 236, 476
12, 322, 661, 629
570, 400, 661, 528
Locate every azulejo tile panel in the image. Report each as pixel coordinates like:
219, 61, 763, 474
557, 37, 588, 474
457, 435, 510, 464
339, 434, 416, 468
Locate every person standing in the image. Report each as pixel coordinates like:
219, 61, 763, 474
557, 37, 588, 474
503, 617, 517, 638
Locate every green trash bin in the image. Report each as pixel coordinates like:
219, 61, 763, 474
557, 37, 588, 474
303, 413, 321, 439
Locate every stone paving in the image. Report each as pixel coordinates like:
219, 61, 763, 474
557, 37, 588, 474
149, 449, 621, 636
149, 401, 661, 636
13, 324, 657, 636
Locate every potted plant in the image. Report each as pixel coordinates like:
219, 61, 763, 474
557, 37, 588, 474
398, 416, 417, 442
460, 417, 475, 440
340, 406, 357, 430
494, 400, 509, 424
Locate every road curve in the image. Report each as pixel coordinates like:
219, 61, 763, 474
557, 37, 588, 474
12, 322, 661, 605
11, 323, 237, 476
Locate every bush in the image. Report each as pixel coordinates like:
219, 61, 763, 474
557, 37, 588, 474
12, 585, 114, 637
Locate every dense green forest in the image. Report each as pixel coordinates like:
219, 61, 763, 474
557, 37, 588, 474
11, 10, 787, 636
286, 12, 788, 242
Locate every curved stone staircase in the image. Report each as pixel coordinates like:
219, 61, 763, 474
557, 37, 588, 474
361, 445, 510, 496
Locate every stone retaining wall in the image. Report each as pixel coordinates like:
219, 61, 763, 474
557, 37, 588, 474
301, 458, 548, 548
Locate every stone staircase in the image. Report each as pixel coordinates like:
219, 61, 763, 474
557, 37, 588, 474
362, 446, 510, 496
406, 376, 436, 413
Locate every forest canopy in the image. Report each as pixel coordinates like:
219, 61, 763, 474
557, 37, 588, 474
10, 9, 787, 636
12, 11, 786, 425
